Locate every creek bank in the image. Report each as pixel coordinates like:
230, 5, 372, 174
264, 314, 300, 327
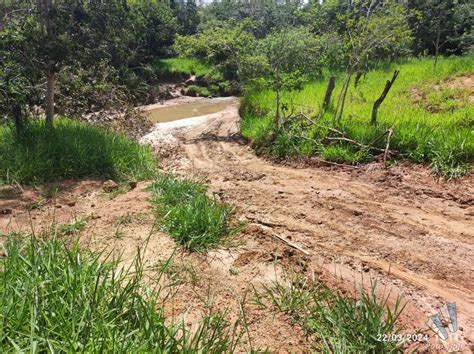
140, 96, 239, 156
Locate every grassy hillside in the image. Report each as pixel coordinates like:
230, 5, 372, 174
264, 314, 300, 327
152, 58, 212, 80
241, 56, 474, 178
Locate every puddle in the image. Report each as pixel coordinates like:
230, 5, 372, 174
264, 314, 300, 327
145, 98, 237, 123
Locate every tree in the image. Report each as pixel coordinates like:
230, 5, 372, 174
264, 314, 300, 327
241, 28, 324, 129
34, 0, 75, 128
333, 0, 412, 123
451, 1, 474, 54
174, 20, 256, 82
413, 0, 456, 69
1, 0, 181, 128
199, 0, 306, 39
407, 0, 473, 58
0, 4, 42, 133
2, 1, 81, 129
0, 62, 31, 134
173, 0, 199, 36
134, 0, 177, 58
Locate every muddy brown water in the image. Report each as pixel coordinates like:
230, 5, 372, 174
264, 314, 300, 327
145, 98, 237, 123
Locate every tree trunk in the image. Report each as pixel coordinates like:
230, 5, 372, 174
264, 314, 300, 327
354, 71, 363, 87
322, 76, 336, 112
371, 70, 399, 125
336, 70, 353, 124
45, 70, 55, 129
275, 88, 282, 129
433, 32, 440, 70
37, 0, 45, 30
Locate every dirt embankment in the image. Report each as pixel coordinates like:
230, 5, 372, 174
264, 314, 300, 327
1, 99, 473, 351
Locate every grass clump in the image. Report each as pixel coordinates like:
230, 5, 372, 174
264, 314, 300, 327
183, 84, 211, 97
241, 56, 474, 178
260, 273, 406, 352
321, 145, 371, 165
0, 118, 156, 184
57, 216, 89, 236
0, 235, 241, 352
150, 174, 235, 251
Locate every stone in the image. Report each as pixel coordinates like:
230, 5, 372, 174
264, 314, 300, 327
103, 180, 119, 192
0, 208, 13, 215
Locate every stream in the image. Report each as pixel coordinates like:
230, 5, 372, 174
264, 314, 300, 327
144, 97, 238, 123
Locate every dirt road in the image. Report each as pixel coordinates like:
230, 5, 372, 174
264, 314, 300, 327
1, 98, 472, 351
152, 99, 474, 351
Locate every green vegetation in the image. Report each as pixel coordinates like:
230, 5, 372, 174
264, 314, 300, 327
241, 57, 474, 178
0, 0, 191, 125
58, 216, 89, 236
183, 84, 211, 97
240, 27, 326, 128
0, 235, 241, 352
153, 58, 211, 79
150, 174, 235, 251
0, 119, 156, 184
152, 58, 234, 97
0, 1, 472, 350
167, 0, 473, 177
258, 273, 405, 352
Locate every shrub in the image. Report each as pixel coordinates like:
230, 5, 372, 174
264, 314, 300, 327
183, 85, 211, 97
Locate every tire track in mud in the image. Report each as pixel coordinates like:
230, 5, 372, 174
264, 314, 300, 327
157, 101, 474, 350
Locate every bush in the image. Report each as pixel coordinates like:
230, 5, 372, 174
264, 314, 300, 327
0, 119, 157, 184
150, 174, 235, 251
0, 235, 240, 352
182, 84, 211, 97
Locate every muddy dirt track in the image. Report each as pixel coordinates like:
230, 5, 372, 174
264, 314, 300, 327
156, 100, 474, 351
1, 99, 473, 351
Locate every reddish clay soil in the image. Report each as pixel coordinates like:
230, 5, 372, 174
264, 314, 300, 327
157, 101, 474, 351
445, 73, 474, 103
1, 100, 473, 352
411, 73, 474, 110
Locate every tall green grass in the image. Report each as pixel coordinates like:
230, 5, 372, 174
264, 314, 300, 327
153, 58, 212, 79
0, 235, 241, 352
150, 174, 235, 251
241, 56, 474, 178
259, 273, 406, 352
0, 119, 157, 184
